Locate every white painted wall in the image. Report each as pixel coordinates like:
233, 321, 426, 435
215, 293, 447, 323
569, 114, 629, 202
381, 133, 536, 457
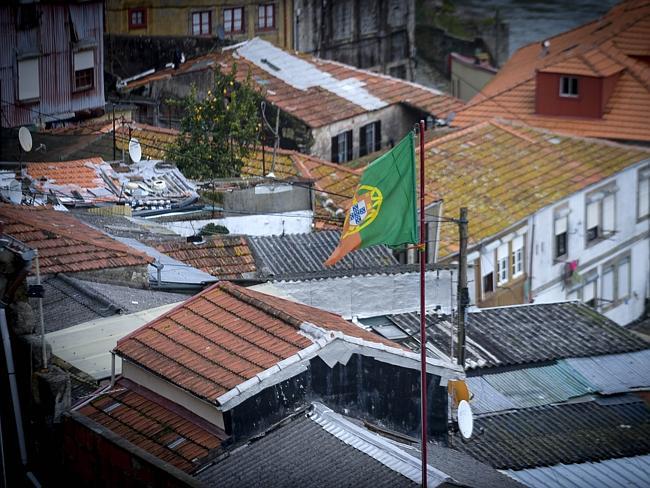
158, 210, 313, 236
310, 104, 418, 162
252, 269, 474, 319
471, 159, 650, 325
122, 361, 225, 429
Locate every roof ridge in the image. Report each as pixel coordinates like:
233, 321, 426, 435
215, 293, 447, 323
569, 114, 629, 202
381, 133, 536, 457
217, 281, 303, 329
56, 274, 122, 315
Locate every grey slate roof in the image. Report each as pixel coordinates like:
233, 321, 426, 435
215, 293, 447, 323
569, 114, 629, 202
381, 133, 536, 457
247, 230, 399, 280
506, 454, 650, 488
32, 274, 187, 333
195, 403, 523, 488
450, 396, 650, 470
195, 411, 419, 488
385, 302, 648, 370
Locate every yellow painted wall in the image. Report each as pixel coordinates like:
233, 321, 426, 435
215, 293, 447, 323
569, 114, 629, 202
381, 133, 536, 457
106, 0, 293, 49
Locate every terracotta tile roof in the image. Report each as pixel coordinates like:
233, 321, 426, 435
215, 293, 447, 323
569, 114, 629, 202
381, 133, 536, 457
115, 281, 399, 403
122, 39, 463, 129
419, 120, 650, 258
26, 158, 120, 203
0, 204, 153, 274
115, 123, 178, 160
78, 378, 225, 473
149, 235, 256, 280
240, 147, 302, 179
455, 0, 650, 142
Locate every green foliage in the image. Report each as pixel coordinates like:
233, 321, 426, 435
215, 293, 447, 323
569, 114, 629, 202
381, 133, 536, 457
200, 223, 229, 235
167, 64, 260, 180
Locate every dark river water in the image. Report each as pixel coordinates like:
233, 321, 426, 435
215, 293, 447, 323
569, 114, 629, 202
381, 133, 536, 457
455, 0, 619, 55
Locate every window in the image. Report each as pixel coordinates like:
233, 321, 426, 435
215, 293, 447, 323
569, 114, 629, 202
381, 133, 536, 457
224, 7, 244, 33
582, 271, 597, 308
332, 0, 352, 40
560, 76, 578, 97
553, 207, 569, 259
481, 251, 495, 297
128, 8, 147, 30
359, 121, 381, 156
639, 166, 650, 220
18, 58, 39, 100
511, 236, 524, 278
258, 4, 275, 30
586, 187, 616, 244
331, 130, 352, 163
497, 243, 509, 285
192, 11, 211, 35
73, 50, 94, 91
601, 254, 631, 310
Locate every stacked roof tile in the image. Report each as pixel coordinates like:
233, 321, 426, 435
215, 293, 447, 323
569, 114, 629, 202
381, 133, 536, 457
26, 158, 121, 203
451, 397, 650, 470
115, 281, 398, 403
0, 204, 152, 274
121, 38, 463, 128
77, 378, 226, 473
419, 120, 650, 257
454, 0, 650, 142
149, 235, 257, 280
248, 230, 398, 280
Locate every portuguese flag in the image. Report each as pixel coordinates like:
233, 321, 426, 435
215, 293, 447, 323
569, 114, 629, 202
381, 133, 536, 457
324, 132, 418, 266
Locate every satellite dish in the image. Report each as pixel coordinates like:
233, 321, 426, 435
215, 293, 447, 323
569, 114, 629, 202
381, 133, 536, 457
18, 127, 33, 152
458, 400, 474, 439
128, 138, 142, 163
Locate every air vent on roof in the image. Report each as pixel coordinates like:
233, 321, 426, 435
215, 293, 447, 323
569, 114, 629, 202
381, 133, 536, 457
167, 436, 186, 449
261, 58, 280, 71
102, 401, 121, 414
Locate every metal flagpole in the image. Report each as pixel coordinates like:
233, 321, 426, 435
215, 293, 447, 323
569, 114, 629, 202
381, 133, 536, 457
418, 119, 427, 487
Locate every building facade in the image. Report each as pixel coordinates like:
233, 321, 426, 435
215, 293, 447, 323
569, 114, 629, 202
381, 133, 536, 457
0, 1, 105, 128
106, 0, 294, 49
294, 0, 415, 80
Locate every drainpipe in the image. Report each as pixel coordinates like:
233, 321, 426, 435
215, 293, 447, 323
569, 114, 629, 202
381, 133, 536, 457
110, 352, 116, 388
152, 259, 164, 286
34, 250, 46, 370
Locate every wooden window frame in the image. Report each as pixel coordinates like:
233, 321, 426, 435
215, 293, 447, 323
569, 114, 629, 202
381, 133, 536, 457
128, 8, 147, 30
191, 11, 212, 36
257, 3, 275, 31
223, 7, 244, 33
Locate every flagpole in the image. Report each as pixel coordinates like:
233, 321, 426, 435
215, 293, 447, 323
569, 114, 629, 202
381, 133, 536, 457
418, 119, 427, 487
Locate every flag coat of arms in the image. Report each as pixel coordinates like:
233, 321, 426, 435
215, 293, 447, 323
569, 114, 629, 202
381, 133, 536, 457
324, 132, 418, 266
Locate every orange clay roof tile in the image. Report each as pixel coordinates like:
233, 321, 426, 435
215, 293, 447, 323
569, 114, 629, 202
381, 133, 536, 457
115, 281, 400, 403
455, 0, 650, 142
0, 204, 152, 274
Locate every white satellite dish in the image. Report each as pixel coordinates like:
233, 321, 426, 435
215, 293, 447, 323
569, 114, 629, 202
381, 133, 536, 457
18, 127, 33, 152
128, 138, 142, 163
458, 400, 474, 439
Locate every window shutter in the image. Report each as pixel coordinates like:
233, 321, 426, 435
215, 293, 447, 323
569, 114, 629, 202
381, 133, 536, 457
497, 242, 509, 261
346, 130, 353, 161
603, 194, 615, 232
554, 215, 567, 235
74, 50, 94, 71
583, 279, 596, 303
18, 58, 39, 100
374, 120, 381, 150
480, 251, 494, 276
586, 201, 599, 229
359, 125, 367, 157
331, 136, 338, 163
602, 267, 614, 302
618, 258, 630, 298
640, 177, 649, 218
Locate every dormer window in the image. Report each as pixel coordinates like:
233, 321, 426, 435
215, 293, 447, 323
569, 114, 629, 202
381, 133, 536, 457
560, 76, 578, 97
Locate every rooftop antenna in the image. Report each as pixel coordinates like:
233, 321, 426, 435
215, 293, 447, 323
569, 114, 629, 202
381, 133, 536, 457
18, 126, 32, 172
128, 137, 142, 164
457, 400, 474, 439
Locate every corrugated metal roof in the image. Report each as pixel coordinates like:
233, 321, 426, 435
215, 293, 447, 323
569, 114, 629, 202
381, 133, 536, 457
480, 362, 597, 409
505, 454, 650, 488
236, 38, 387, 111
563, 349, 650, 394
46, 302, 182, 379
465, 377, 517, 414
114, 236, 216, 287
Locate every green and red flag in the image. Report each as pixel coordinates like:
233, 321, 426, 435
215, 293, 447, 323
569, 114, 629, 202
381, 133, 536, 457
324, 132, 418, 266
